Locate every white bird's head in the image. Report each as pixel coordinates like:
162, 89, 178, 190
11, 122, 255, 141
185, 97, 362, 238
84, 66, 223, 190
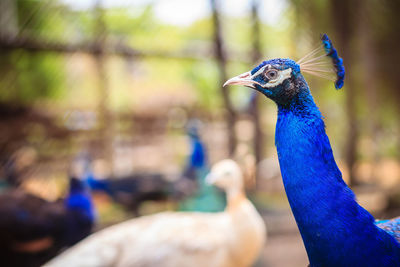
205, 159, 243, 192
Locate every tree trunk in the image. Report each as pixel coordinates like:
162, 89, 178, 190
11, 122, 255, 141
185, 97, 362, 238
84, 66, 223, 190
250, 0, 263, 179
0, 0, 18, 39
331, 0, 359, 185
210, 0, 237, 156
358, 0, 380, 180
94, 0, 113, 172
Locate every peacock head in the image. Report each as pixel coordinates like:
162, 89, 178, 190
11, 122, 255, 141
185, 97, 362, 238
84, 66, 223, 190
224, 34, 345, 107
224, 58, 303, 106
205, 159, 243, 192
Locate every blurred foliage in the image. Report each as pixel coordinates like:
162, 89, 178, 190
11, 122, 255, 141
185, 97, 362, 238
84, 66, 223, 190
0, 52, 64, 103
289, 0, 400, 160
0, 0, 67, 104
1, 0, 400, 162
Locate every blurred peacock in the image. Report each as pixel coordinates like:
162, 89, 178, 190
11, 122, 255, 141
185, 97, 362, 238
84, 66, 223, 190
178, 120, 226, 212
85, 120, 225, 214
0, 173, 95, 267
84, 161, 173, 217
44, 159, 266, 267
225, 34, 400, 266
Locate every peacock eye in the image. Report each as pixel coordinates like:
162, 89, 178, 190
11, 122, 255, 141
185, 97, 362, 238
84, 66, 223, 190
265, 70, 278, 80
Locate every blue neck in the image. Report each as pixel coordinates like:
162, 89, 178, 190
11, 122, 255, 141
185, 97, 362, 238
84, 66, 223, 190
275, 84, 400, 266
189, 136, 207, 169
65, 177, 95, 222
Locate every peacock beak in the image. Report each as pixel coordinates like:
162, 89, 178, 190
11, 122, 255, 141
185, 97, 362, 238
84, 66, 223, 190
223, 71, 256, 88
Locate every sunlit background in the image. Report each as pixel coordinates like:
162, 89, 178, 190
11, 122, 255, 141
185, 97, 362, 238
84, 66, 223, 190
1, 0, 400, 266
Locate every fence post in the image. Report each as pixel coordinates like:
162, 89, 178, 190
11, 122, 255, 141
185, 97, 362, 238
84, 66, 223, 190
210, 0, 237, 156
94, 0, 114, 173
250, 0, 264, 180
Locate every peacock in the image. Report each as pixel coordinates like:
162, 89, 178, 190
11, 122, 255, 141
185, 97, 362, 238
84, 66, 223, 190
178, 120, 226, 212
85, 166, 172, 216
44, 159, 265, 267
224, 34, 400, 266
0, 174, 95, 267
85, 120, 225, 214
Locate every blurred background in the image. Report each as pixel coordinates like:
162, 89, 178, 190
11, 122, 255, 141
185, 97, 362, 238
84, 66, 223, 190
1, 0, 400, 266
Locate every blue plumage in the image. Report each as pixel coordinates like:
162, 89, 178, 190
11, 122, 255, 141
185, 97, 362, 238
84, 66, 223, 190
321, 34, 345, 89
65, 177, 96, 223
0, 176, 95, 267
224, 43, 400, 265
252, 58, 301, 76
377, 217, 400, 243
185, 121, 208, 170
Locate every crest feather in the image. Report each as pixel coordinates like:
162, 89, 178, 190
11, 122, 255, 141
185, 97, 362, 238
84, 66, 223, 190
298, 34, 345, 89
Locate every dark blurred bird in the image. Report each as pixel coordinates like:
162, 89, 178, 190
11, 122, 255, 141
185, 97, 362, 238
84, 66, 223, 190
85, 121, 225, 215
44, 160, 265, 267
224, 34, 400, 266
0, 175, 95, 267
86, 170, 172, 216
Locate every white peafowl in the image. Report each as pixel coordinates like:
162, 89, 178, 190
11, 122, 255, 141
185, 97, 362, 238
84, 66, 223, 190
44, 159, 266, 267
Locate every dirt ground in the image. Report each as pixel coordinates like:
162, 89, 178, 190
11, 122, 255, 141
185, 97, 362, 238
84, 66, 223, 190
262, 233, 308, 267
259, 211, 309, 267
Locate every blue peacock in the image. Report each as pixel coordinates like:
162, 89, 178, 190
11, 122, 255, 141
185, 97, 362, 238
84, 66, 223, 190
225, 34, 400, 267
0, 173, 95, 267
178, 120, 226, 212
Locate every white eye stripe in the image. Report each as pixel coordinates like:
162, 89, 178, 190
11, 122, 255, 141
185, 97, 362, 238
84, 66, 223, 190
251, 64, 270, 77
249, 67, 292, 88
262, 68, 292, 88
